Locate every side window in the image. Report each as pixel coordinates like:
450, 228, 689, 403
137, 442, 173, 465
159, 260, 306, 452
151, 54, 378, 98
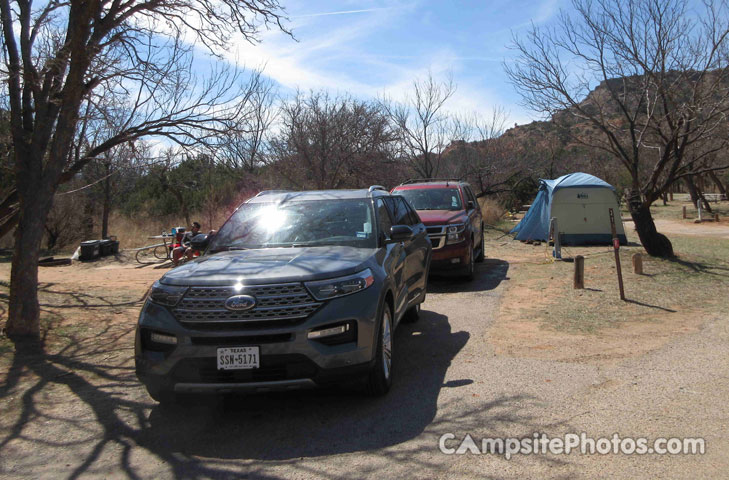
403, 199, 421, 225
376, 199, 393, 238
464, 187, 477, 209
390, 197, 414, 226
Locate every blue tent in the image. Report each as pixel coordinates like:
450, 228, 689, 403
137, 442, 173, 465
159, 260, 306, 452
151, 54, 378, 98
511, 172, 627, 245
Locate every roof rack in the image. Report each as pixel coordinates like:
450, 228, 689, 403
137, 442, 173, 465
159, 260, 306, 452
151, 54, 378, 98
255, 189, 290, 197
399, 178, 462, 186
368, 185, 388, 192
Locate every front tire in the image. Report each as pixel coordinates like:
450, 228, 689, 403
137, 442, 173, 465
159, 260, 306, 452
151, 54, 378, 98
366, 303, 393, 396
462, 243, 475, 281
475, 227, 485, 263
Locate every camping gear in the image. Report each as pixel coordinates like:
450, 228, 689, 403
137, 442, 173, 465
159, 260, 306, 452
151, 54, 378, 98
79, 240, 100, 261
100, 239, 114, 256
511, 172, 627, 245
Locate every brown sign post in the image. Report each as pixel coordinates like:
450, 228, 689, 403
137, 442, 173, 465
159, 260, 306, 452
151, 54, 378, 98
608, 208, 626, 300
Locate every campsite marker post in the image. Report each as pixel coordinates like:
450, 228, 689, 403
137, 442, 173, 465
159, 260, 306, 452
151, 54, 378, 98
550, 217, 561, 259
697, 200, 703, 222
608, 208, 626, 301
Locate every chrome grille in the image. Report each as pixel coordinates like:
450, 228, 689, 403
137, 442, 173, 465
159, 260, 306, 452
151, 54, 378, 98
426, 225, 447, 250
173, 284, 322, 327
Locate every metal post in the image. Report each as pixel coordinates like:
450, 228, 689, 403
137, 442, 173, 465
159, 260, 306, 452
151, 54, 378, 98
550, 217, 561, 259
609, 208, 626, 300
697, 199, 702, 223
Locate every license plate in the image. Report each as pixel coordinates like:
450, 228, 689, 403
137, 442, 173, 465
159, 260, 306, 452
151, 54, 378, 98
216, 346, 260, 370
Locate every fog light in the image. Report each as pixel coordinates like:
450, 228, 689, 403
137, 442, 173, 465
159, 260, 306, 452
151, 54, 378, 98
308, 324, 350, 339
451, 258, 461, 264
150, 332, 177, 345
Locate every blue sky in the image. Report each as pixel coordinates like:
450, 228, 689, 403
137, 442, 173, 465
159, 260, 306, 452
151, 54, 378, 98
223, 0, 564, 126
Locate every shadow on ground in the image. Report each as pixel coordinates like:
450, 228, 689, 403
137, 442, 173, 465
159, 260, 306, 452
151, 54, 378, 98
427, 258, 509, 293
0, 263, 554, 479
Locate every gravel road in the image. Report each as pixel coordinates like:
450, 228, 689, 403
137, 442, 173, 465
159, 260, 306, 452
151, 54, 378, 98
1, 258, 727, 479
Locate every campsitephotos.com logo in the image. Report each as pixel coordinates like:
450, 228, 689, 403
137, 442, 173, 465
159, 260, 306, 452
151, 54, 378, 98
438, 433, 705, 460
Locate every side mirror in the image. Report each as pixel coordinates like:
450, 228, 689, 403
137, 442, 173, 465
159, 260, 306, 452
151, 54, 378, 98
467, 200, 475, 210
389, 225, 414, 242
190, 233, 210, 251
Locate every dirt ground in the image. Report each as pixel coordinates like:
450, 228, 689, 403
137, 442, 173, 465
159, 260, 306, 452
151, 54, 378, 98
0, 214, 728, 479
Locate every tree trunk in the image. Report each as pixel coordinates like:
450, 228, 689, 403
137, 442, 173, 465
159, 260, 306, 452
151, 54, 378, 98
708, 170, 727, 198
696, 183, 712, 213
684, 176, 700, 205
5, 195, 53, 338
627, 190, 674, 258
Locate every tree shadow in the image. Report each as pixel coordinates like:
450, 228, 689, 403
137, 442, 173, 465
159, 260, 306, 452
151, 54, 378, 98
668, 256, 729, 278
0, 306, 563, 478
144, 310, 472, 460
427, 259, 509, 293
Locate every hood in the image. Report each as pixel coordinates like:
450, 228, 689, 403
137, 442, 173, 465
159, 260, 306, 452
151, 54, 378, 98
160, 246, 376, 286
416, 209, 468, 226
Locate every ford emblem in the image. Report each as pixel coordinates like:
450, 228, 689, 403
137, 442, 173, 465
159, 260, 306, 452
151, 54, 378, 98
224, 294, 257, 311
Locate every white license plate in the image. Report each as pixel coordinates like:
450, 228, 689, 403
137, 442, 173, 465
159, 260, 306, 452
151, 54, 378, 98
217, 346, 260, 370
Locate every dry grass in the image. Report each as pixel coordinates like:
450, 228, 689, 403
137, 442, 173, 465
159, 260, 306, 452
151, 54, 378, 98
488, 230, 729, 334
478, 197, 506, 225
97, 211, 231, 251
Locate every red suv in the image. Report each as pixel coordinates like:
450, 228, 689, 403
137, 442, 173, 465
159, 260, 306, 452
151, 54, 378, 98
392, 180, 484, 280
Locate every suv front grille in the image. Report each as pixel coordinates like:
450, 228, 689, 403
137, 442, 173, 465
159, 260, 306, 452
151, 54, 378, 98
426, 225, 447, 250
172, 284, 322, 330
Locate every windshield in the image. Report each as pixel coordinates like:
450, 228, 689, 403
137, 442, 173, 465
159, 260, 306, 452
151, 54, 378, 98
208, 199, 377, 251
396, 188, 463, 211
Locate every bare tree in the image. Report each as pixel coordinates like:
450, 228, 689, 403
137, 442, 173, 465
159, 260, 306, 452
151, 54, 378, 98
383, 73, 456, 179
214, 76, 278, 175
505, 0, 729, 257
0, 0, 289, 337
269, 91, 399, 189
442, 108, 526, 196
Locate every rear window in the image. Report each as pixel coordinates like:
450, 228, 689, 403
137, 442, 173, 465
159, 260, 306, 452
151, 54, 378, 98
395, 188, 463, 211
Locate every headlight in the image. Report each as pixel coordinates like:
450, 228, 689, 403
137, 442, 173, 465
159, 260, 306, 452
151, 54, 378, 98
148, 281, 188, 307
305, 269, 375, 301
447, 223, 467, 244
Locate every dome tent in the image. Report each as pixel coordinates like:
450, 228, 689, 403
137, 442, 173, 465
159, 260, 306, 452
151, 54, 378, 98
510, 172, 627, 245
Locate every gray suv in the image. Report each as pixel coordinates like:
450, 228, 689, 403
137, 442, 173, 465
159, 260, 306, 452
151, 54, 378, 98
135, 187, 432, 403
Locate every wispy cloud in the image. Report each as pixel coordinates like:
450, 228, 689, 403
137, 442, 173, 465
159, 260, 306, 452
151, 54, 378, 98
291, 7, 394, 18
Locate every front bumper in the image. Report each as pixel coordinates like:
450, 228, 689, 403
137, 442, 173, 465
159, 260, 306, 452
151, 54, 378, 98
135, 284, 382, 394
430, 243, 470, 271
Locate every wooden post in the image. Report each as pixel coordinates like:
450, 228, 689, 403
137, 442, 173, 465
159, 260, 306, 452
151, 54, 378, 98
715, 213, 720, 222
669, 191, 674, 201
632, 253, 643, 275
574, 255, 584, 289
609, 208, 626, 300
682, 206, 687, 219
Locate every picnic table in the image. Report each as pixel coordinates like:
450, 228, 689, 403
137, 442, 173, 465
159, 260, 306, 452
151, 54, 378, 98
134, 234, 175, 264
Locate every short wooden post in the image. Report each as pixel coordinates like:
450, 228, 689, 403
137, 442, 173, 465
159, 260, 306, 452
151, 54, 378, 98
669, 192, 674, 201
682, 206, 687, 219
714, 213, 720, 222
574, 255, 584, 289
632, 253, 643, 275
